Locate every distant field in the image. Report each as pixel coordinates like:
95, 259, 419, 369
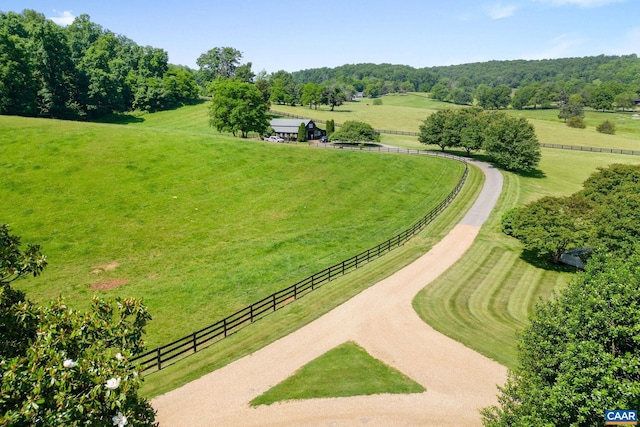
1, 114, 465, 351
271, 93, 640, 151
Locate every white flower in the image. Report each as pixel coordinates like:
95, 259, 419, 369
105, 377, 121, 390
115, 352, 123, 361
63, 359, 77, 368
112, 412, 128, 427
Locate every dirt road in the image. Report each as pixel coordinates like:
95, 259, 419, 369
152, 160, 507, 426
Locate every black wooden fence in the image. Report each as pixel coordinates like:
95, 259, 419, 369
131, 151, 468, 374
539, 143, 640, 156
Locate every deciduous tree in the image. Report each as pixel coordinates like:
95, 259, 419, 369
482, 250, 640, 426
330, 120, 379, 143
484, 113, 541, 172
196, 46, 242, 84
321, 85, 346, 111
208, 79, 269, 138
301, 82, 321, 109
510, 195, 593, 263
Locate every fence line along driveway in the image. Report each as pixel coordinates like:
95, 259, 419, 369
152, 160, 507, 427
132, 149, 468, 374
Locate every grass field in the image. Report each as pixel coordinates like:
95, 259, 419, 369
271, 93, 640, 151
414, 147, 640, 368
5, 93, 640, 399
1, 114, 466, 351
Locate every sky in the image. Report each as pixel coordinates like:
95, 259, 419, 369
2, 0, 639, 74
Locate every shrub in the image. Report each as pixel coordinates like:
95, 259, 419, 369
566, 116, 586, 128
596, 120, 616, 134
330, 120, 380, 143
501, 207, 519, 236
297, 122, 307, 142
372, 98, 383, 106
326, 119, 335, 135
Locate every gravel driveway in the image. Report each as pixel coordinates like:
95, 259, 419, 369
152, 160, 507, 426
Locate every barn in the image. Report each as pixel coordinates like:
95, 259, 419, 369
270, 119, 326, 141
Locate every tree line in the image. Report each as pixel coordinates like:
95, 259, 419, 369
0, 10, 199, 119
5, 9, 639, 121
289, 55, 640, 109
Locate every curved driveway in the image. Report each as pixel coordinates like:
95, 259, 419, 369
152, 160, 507, 426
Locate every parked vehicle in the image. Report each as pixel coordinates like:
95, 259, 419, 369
319, 135, 328, 143
263, 135, 284, 142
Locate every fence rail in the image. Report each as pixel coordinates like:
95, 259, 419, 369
131, 149, 468, 374
540, 143, 640, 156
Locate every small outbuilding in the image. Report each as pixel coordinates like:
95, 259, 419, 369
270, 119, 326, 141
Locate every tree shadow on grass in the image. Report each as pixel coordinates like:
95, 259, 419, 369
517, 168, 546, 179
519, 249, 579, 273
93, 113, 145, 125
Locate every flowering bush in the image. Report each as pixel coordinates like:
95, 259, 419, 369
0, 226, 157, 425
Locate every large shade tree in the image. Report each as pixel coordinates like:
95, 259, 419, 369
509, 195, 593, 263
196, 46, 242, 85
418, 107, 486, 155
208, 78, 270, 138
330, 120, 379, 143
484, 113, 541, 172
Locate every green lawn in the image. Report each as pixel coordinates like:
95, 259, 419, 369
413, 148, 640, 368
1, 114, 465, 351
250, 341, 424, 406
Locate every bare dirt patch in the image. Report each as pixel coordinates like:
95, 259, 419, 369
90, 279, 129, 291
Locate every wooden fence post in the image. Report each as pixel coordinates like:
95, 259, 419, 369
157, 347, 162, 371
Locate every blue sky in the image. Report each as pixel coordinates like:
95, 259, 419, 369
2, 0, 638, 73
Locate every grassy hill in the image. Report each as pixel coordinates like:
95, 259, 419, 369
1, 113, 465, 352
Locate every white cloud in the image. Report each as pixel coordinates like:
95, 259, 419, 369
608, 26, 640, 55
522, 33, 586, 59
488, 3, 518, 19
48, 10, 76, 26
533, 0, 625, 8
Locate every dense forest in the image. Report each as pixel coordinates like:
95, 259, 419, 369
288, 56, 640, 111
293, 55, 640, 91
0, 10, 199, 119
2, 9, 640, 120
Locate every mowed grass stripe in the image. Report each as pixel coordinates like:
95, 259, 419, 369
414, 147, 639, 368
